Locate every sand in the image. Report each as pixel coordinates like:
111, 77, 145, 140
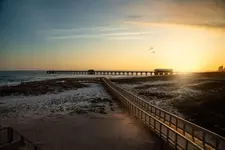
1, 104, 167, 150
0, 80, 168, 150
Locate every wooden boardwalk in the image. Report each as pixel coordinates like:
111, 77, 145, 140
101, 77, 225, 150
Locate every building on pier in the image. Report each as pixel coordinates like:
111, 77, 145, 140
87, 69, 95, 75
218, 66, 224, 72
154, 69, 173, 75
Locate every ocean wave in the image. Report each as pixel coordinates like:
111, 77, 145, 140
0, 83, 111, 118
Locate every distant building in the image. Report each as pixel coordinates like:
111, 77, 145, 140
87, 69, 95, 75
154, 69, 173, 75
218, 66, 224, 72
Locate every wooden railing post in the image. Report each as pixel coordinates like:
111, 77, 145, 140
185, 139, 188, 150
192, 128, 195, 142
164, 112, 166, 123
183, 123, 185, 135
166, 127, 169, 142
154, 119, 156, 131
159, 124, 162, 138
216, 139, 220, 150
175, 133, 178, 150
203, 132, 206, 149
175, 118, 178, 130
7, 127, 13, 143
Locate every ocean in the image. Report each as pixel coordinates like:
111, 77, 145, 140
0, 71, 129, 86
0, 71, 79, 86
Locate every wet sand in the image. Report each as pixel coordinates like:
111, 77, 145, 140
0, 78, 92, 97
1, 104, 167, 150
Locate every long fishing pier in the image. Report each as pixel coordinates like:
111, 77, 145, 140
47, 69, 175, 76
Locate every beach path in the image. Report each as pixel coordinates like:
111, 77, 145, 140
2, 103, 168, 150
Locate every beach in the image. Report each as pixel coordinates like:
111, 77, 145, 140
0, 76, 166, 150
1, 72, 225, 149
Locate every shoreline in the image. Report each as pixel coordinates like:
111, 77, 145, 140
0, 78, 97, 97
0, 82, 115, 119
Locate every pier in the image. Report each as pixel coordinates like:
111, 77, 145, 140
46, 69, 174, 76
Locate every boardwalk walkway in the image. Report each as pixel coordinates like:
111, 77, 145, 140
101, 77, 225, 150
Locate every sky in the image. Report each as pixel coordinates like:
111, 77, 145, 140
0, 0, 225, 72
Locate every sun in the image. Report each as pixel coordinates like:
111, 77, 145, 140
158, 26, 212, 72
169, 50, 200, 72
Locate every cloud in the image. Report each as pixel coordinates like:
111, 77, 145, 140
127, 15, 142, 20
125, 20, 225, 30
48, 34, 99, 40
47, 26, 146, 40
124, 0, 225, 29
50, 26, 128, 33
48, 30, 152, 40
108, 36, 144, 40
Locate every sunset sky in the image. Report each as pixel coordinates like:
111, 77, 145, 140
0, 0, 225, 72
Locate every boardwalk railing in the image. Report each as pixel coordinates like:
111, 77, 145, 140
101, 77, 225, 150
0, 127, 40, 150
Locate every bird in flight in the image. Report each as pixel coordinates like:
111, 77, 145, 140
149, 47, 153, 51
148, 47, 155, 54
